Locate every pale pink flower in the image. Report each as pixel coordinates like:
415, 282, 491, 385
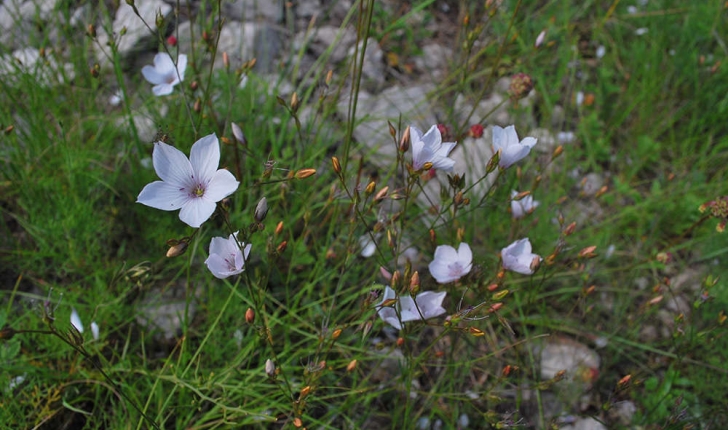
429, 243, 473, 284
377, 286, 447, 330
410, 125, 457, 172
137, 134, 239, 228
204, 232, 251, 279
501, 238, 541, 275
511, 190, 540, 219
491, 125, 537, 168
142, 52, 187, 96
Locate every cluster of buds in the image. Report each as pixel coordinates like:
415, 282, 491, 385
699, 196, 728, 232
509, 73, 534, 100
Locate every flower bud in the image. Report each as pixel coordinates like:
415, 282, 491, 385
325, 69, 333, 86
90, 66, 99, 78
346, 359, 358, 372
222, 51, 230, 69
190, 81, 199, 91
290, 92, 299, 112
254, 197, 268, 222
390, 271, 401, 291
488, 302, 504, 313
275, 221, 284, 235
0, 326, 16, 340
231, 122, 245, 145
486, 150, 501, 173
166, 241, 188, 258
167, 35, 177, 46
373, 186, 389, 202
295, 168, 316, 179
552, 145, 564, 160
469, 327, 485, 337
509, 73, 534, 100
276, 240, 287, 254
563, 222, 577, 236
331, 156, 341, 175
265, 359, 276, 377
364, 181, 376, 196
387, 121, 396, 139
245, 307, 255, 324
530, 255, 541, 272
300, 386, 311, 399
332, 328, 342, 339
4, 125, 14, 135
396, 337, 405, 347
293, 418, 303, 428
193, 98, 202, 113
86, 24, 96, 39
578, 245, 598, 258
155, 10, 164, 29
409, 271, 420, 296
492, 289, 509, 301
399, 126, 410, 152
469, 124, 484, 138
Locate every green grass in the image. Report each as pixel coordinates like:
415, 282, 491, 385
1, 0, 728, 428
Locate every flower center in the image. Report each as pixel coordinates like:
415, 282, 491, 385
447, 262, 463, 276
191, 183, 205, 198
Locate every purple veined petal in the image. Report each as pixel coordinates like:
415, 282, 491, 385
209, 234, 234, 256
137, 181, 189, 210
190, 134, 221, 182
205, 253, 234, 279
153, 52, 176, 74
205, 169, 239, 202
176, 54, 187, 82
179, 197, 217, 228
152, 83, 174, 96
141, 65, 165, 85
152, 142, 195, 186
398, 295, 421, 322
420, 125, 441, 149
379, 310, 402, 329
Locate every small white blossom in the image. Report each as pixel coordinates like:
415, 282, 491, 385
635, 27, 648, 36
429, 243, 473, 284
142, 52, 187, 96
410, 125, 457, 172
535, 30, 546, 48
70, 308, 83, 333
109, 90, 123, 106
359, 234, 377, 258
575, 91, 585, 106
501, 238, 541, 275
377, 286, 446, 330
491, 125, 538, 169
511, 190, 540, 219
137, 134, 240, 228
557, 131, 576, 144
204, 232, 251, 279
595, 45, 606, 59
91, 321, 99, 341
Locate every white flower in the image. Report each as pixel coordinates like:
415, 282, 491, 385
535, 30, 546, 48
429, 243, 473, 284
204, 232, 251, 279
634, 27, 648, 36
410, 125, 457, 172
377, 286, 447, 330
137, 134, 240, 228
91, 322, 99, 341
491, 125, 537, 169
142, 52, 187, 96
595, 45, 606, 59
501, 238, 541, 275
109, 90, 123, 107
557, 131, 576, 144
575, 91, 585, 106
359, 234, 377, 258
510, 190, 540, 219
70, 308, 83, 333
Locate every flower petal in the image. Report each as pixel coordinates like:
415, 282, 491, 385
176, 54, 187, 82
137, 181, 189, 210
521, 136, 537, 149
152, 83, 174, 96
153, 52, 175, 74
415, 291, 447, 319
420, 125, 441, 149
142, 65, 164, 85
457, 243, 473, 268
205, 169, 240, 202
190, 134, 220, 182
152, 142, 194, 186
70, 308, 83, 333
179, 197, 217, 228
205, 254, 235, 279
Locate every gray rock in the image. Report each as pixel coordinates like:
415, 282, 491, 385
609, 400, 637, 425
348, 38, 385, 91
223, 0, 283, 22
413, 44, 452, 80
136, 284, 197, 341
0, 0, 60, 49
95, 0, 172, 67
530, 127, 557, 153
579, 173, 604, 196
560, 417, 607, 430
0, 47, 75, 87
296, 25, 357, 64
